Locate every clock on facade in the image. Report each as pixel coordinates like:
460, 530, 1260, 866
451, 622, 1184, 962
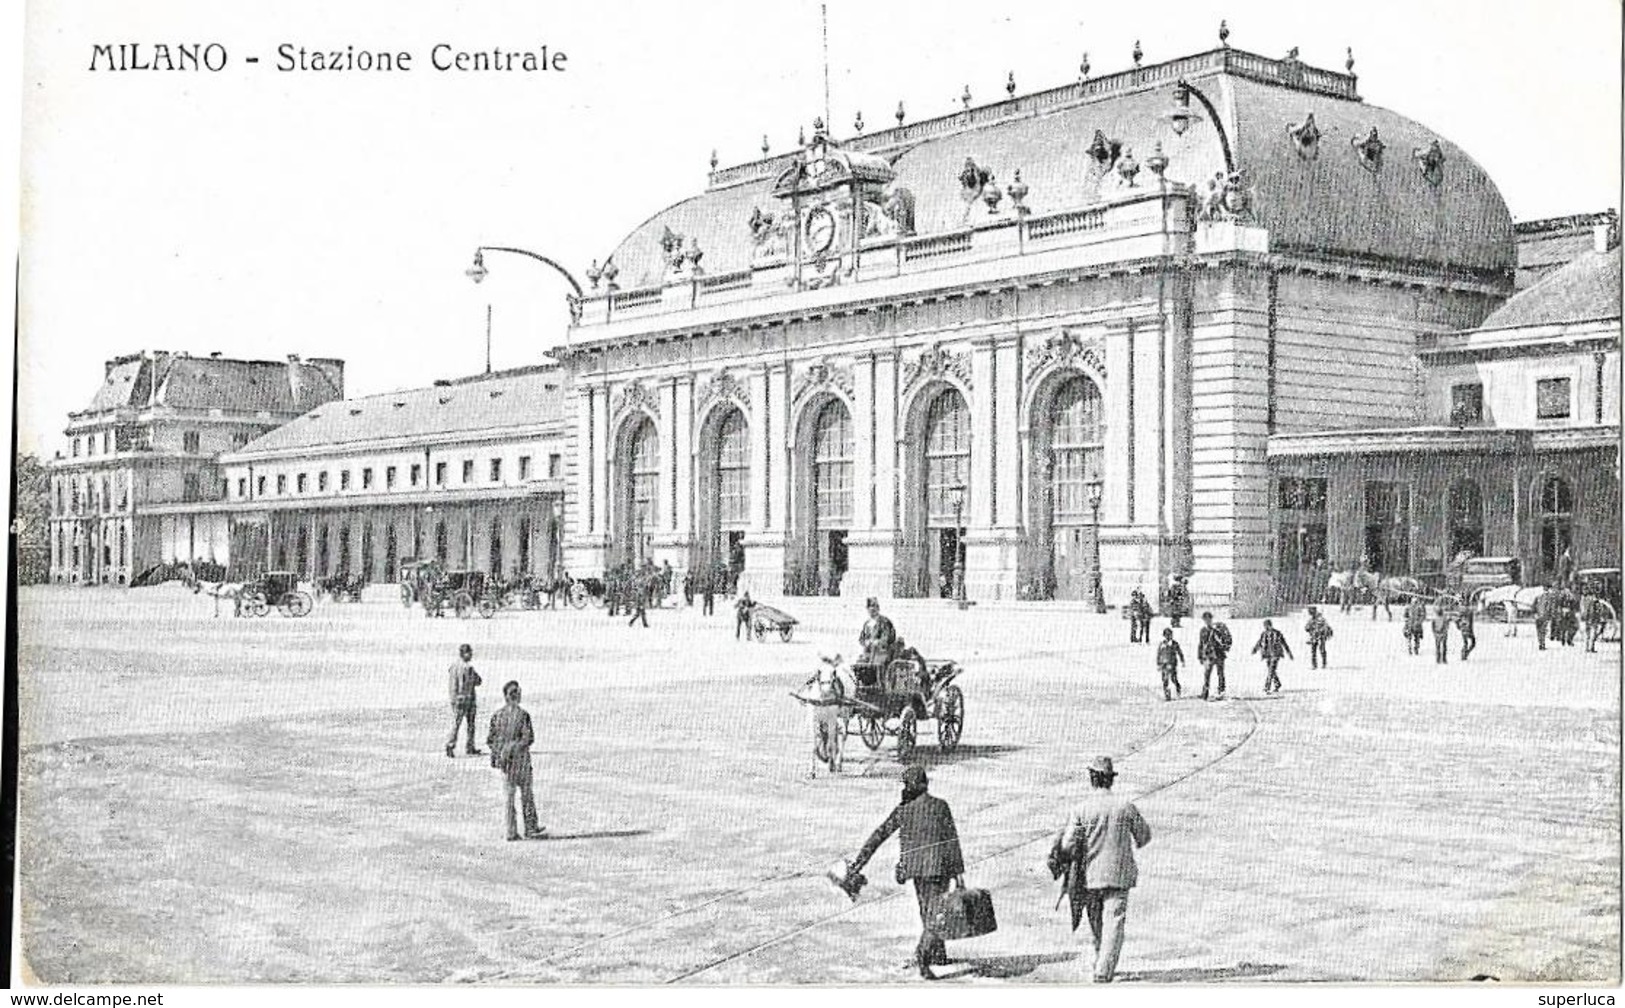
805, 206, 837, 255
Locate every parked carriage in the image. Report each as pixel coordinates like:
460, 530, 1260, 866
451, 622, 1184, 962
239, 571, 314, 618
317, 573, 367, 603
751, 604, 800, 642
566, 575, 607, 609
398, 558, 445, 608
421, 570, 501, 619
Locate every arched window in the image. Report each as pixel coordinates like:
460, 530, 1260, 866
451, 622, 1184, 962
1539, 474, 1574, 574
924, 388, 970, 526
118, 524, 127, 566
1050, 377, 1104, 523
630, 419, 660, 531
717, 410, 750, 526
1447, 479, 1483, 558
813, 400, 853, 525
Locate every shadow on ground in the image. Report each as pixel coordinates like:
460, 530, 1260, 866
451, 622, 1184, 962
1116, 962, 1287, 982
954, 951, 1078, 978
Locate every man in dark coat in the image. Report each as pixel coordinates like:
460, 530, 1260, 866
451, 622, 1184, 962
1534, 587, 1561, 651
1402, 598, 1427, 656
701, 567, 716, 616
859, 597, 899, 666
1127, 588, 1152, 644
1196, 611, 1232, 700
1456, 604, 1477, 660
627, 570, 650, 628
1304, 606, 1332, 669
1251, 619, 1293, 694
1165, 576, 1190, 628
844, 765, 965, 980
735, 590, 755, 640
487, 681, 546, 841
1430, 605, 1452, 664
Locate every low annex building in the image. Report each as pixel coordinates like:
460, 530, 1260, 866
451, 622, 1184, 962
556, 43, 1522, 616
47, 351, 344, 584
139, 365, 570, 583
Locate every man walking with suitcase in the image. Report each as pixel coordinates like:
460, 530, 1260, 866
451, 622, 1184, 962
1048, 756, 1152, 983
843, 765, 965, 980
1197, 611, 1232, 700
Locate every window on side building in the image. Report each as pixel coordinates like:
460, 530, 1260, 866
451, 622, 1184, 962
490, 458, 502, 482
237, 477, 247, 498
340, 470, 351, 490
518, 456, 531, 480
410, 464, 421, 487
548, 453, 561, 479
462, 460, 474, 484
318, 471, 329, 492
386, 466, 397, 489
435, 462, 447, 486
276, 474, 287, 495
1536, 377, 1572, 420
183, 431, 201, 454
362, 468, 374, 490
297, 473, 308, 494
256, 475, 266, 496
183, 473, 201, 503
1449, 383, 1483, 425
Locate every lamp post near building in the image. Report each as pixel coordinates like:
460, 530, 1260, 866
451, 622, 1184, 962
950, 485, 968, 610
1087, 480, 1106, 614
551, 498, 565, 581
465, 246, 586, 351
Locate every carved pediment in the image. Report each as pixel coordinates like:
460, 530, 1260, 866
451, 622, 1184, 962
1024, 331, 1107, 391
612, 380, 660, 420
696, 369, 751, 415
902, 343, 972, 393
792, 358, 855, 403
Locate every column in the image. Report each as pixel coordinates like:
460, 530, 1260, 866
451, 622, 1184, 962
843, 350, 898, 600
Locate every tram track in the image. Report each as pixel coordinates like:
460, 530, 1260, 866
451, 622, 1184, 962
473, 700, 1188, 983
662, 696, 1262, 984
479, 695, 1262, 984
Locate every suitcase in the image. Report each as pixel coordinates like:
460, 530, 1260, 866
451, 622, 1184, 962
931, 885, 998, 939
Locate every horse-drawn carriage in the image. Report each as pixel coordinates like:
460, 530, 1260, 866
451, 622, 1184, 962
399, 558, 444, 608
843, 652, 966, 759
565, 575, 607, 609
239, 571, 314, 618
317, 573, 367, 603
420, 570, 502, 619
1325, 569, 1461, 614
751, 604, 800, 642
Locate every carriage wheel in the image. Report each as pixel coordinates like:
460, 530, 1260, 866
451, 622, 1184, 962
243, 591, 269, 618
779, 625, 794, 642
454, 592, 475, 619
936, 685, 964, 752
1589, 598, 1620, 644
754, 622, 766, 642
856, 714, 885, 751
478, 598, 499, 619
280, 591, 313, 618
567, 583, 588, 609
895, 708, 918, 760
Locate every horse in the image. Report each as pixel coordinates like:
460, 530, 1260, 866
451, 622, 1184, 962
802, 655, 853, 778
1325, 570, 1414, 619
195, 580, 247, 618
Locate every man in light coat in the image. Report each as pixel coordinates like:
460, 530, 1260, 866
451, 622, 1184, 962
1048, 755, 1152, 983
445, 644, 484, 758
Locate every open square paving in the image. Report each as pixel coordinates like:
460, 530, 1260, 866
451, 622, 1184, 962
14, 584, 1621, 984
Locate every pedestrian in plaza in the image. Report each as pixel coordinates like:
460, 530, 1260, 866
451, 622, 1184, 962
841, 765, 965, 981
1196, 611, 1232, 700
1339, 563, 1357, 614
487, 680, 546, 841
736, 590, 756, 640
1430, 605, 1452, 664
1402, 598, 1427, 656
701, 568, 716, 616
445, 644, 485, 759
1583, 595, 1610, 652
1304, 605, 1333, 669
1456, 603, 1477, 660
1556, 547, 1576, 589
1251, 619, 1293, 694
605, 567, 622, 618
1557, 589, 1581, 647
1165, 576, 1190, 629
1534, 587, 1560, 651
1047, 755, 1152, 984
544, 570, 563, 610
1127, 588, 1152, 644
683, 569, 695, 607
627, 571, 650, 628
859, 597, 900, 666
661, 560, 675, 605
1155, 628, 1184, 701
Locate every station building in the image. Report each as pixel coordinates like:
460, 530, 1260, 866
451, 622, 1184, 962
556, 44, 1579, 615
47, 351, 344, 584
143, 365, 571, 583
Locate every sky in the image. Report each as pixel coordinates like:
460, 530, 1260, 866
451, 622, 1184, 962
15, 0, 1623, 459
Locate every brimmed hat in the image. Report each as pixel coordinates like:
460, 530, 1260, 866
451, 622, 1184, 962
1087, 755, 1116, 777
865, 596, 880, 607
901, 765, 929, 789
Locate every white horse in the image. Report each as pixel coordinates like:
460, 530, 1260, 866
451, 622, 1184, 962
196, 580, 247, 618
800, 655, 853, 777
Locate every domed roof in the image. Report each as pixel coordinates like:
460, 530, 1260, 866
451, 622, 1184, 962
1475, 244, 1621, 330
605, 49, 1515, 291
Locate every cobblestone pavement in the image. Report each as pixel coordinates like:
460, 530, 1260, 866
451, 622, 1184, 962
15, 584, 1620, 983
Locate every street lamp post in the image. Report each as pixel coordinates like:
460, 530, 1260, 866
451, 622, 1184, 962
950, 485, 968, 610
465, 246, 587, 349
1087, 480, 1107, 614
551, 499, 565, 581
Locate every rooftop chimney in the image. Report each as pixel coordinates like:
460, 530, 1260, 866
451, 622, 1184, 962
287, 354, 304, 407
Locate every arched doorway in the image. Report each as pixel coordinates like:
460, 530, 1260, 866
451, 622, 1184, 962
791, 397, 853, 595
1029, 374, 1105, 600
613, 415, 660, 569
903, 385, 971, 598
697, 405, 750, 586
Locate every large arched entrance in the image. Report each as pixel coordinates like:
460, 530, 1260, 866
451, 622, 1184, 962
696, 405, 750, 585
901, 385, 971, 598
799, 397, 854, 595
612, 415, 660, 569
1028, 373, 1104, 600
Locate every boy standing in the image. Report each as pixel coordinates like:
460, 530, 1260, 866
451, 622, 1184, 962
1155, 629, 1184, 701
445, 644, 484, 758
1251, 619, 1294, 694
